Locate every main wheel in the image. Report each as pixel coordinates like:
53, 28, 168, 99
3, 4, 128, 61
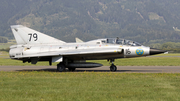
110, 65, 117, 72
68, 68, 76, 71
57, 63, 65, 72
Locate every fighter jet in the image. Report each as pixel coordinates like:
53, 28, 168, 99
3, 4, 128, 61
9, 25, 167, 72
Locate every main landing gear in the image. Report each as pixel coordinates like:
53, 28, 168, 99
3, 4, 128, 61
109, 59, 117, 72
57, 62, 76, 72
57, 62, 65, 72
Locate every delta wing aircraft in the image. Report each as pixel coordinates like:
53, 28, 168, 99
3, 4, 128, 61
9, 25, 167, 72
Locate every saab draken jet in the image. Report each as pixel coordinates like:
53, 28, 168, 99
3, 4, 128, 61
9, 25, 167, 72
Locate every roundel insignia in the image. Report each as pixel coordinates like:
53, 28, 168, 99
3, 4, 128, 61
136, 48, 144, 55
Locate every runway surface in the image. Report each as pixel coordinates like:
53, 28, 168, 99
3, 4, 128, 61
0, 66, 180, 73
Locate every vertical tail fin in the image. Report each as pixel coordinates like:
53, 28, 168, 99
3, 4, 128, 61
10, 25, 65, 45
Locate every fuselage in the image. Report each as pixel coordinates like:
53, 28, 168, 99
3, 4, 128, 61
9, 39, 150, 62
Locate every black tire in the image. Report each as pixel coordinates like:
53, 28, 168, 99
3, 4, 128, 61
110, 65, 117, 72
68, 68, 76, 71
57, 63, 65, 72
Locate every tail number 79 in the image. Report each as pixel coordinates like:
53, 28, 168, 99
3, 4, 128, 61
28, 33, 38, 41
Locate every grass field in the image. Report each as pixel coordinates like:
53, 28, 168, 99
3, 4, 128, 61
0, 51, 180, 66
1, 52, 180, 100
0, 72, 180, 101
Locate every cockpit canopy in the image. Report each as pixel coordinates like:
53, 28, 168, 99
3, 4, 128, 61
101, 38, 142, 46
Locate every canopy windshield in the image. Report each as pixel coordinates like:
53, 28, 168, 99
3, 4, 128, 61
102, 38, 142, 46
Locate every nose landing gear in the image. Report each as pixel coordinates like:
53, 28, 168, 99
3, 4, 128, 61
110, 64, 117, 71
108, 59, 117, 72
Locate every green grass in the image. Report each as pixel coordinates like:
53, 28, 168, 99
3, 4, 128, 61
1, 51, 180, 66
1, 51, 180, 101
0, 72, 180, 101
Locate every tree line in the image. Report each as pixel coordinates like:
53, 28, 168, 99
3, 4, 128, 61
149, 42, 180, 53
0, 37, 8, 43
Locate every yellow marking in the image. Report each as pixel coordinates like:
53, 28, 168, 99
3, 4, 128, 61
119, 46, 122, 47
106, 45, 108, 46
24, 48, 27, 51
114, 50, 117, 52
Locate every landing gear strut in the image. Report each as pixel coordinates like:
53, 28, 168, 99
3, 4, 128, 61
57, 62, 65, 72
109, 59, 117, 72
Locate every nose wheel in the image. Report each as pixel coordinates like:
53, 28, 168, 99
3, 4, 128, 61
110, 64, 117, 71
108, 59, 117, 72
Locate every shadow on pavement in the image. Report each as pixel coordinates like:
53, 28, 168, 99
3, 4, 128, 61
16, 68, 161, 73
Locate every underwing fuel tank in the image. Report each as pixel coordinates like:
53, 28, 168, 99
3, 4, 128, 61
66, 62, 103, 68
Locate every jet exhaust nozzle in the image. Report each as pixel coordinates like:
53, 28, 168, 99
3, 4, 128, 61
150, 48, 167, 55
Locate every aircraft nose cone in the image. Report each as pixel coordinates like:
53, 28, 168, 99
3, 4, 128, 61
150, 48, 167, 55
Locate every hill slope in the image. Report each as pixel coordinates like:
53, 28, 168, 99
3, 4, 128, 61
1, 0, 180, 44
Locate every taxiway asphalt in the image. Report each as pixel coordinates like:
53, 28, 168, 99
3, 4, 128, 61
0, 66, 180, 73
